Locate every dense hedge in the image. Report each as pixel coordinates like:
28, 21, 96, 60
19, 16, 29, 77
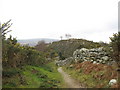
2, 36, 46, 68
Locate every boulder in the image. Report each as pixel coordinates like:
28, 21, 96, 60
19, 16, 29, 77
109, 79, 117, 86
93, 61, 97, 64
69, 64, 74, 68
102, 56, 109, 61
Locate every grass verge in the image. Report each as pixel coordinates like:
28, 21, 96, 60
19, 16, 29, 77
62, 61, 118, 88
3, 62, 65, 88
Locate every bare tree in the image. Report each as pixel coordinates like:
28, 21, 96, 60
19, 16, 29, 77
65, 34, 71, 39
60, 36, 63, 40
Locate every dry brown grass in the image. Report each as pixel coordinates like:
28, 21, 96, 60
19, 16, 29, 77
73, 61, 118, 88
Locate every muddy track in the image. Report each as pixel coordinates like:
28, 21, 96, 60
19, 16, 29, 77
58, 67, 85, 88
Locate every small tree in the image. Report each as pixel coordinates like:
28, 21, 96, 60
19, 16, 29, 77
0, 20, 12, 39
60, 36, 63, 40
110, 32, 120, 67
0, 20, 13, 67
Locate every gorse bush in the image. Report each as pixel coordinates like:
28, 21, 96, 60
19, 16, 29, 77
1, 20, 46, 68
2, 36, 46, 68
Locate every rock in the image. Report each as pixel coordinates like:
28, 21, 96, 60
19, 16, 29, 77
46, 58, 51, 61
90, 60, 94, 62
98, 60, 102, 63
69, 64, 74, 68
102, 56, 109, 61
109, 79, 117, 86
102, 61, 105, 64
93, 61, 97, 64
98, 47, 104, 51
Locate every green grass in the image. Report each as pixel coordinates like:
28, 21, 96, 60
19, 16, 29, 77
3, 62, 65, 88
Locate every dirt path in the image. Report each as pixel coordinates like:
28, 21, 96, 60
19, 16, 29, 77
58, 67, 84, 88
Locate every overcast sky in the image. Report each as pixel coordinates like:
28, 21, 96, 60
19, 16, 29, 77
0, 0, 119, 42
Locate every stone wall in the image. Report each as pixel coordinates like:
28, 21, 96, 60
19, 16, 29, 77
73, 47, 113, 64
55, 57, 74, 66
55, 47, 114, 66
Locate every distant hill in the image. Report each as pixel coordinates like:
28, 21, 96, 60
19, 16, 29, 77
48, 38, 107, 59
18, 38, 59, 46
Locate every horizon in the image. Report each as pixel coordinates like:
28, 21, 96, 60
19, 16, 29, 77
17, 37, 110, 44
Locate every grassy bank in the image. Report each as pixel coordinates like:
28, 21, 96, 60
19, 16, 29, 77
63, 61, 118, 88
3, 62, 65, 88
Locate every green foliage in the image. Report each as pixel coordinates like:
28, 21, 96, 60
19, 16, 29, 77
3, 37, 46, 68
1, 20, 46, 68
3, 68, 19, 77
110, 32, 120, 67
0, 20, 12, 39
3, 62, 65, 88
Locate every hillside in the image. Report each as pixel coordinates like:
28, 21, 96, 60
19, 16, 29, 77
48, 38, 107, 59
